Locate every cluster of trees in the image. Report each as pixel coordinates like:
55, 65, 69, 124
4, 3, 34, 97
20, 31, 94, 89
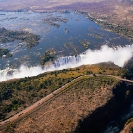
0, 27, 40, 49
0, 70, 74, 120
0, 99, 25, 120
0, 48, 12, 58
0, 63, 122, 120
40, 49, 56, 65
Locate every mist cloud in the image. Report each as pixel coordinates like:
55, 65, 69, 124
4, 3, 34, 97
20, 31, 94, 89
0, 45, 133, 82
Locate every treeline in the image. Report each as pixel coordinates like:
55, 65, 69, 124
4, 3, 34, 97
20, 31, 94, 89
0, 62, 122, 121
0, 70, 74, 121
67, 76, 116, 93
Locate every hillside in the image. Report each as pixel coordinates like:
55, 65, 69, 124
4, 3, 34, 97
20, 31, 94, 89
0, 62, 120, 122
0, 62, 133, 132
1, 75, 133, 133
1, 0, 133, 132
0, 75, 118, 133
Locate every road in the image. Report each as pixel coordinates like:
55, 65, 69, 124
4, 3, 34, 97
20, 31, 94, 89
0, 75, 86, 128
104, 75, 133, 83
0, 74, 133, 128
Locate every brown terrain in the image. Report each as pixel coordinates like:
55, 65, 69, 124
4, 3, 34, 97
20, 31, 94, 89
0, 75, 118, 133
1, 74, 133, 133
121, 122, 133, 133
1, 0, 133, 31
1, 0, 133, 132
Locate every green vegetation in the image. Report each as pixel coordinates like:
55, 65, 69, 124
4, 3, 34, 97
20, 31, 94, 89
0, 63, 121, 121
3, 75, 118, 133
0, 70, 75, 121
40, 49, 57, 65
0, 48, 12, 58
67, 76, 117, 92
0, 27, 40, 49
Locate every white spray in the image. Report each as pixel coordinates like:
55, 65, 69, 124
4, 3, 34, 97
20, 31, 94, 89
0, 45, 133, 82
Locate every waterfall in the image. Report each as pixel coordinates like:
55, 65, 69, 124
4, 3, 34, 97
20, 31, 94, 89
0, 45, 133, 82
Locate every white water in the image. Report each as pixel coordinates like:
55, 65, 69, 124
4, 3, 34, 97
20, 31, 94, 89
0, 45, 133, 82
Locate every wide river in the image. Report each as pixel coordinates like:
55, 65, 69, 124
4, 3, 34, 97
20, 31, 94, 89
0, 11, 132, 69
0, 11, 133, 132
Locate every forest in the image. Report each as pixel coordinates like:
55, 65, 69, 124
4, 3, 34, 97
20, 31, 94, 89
0, 62, 122, 121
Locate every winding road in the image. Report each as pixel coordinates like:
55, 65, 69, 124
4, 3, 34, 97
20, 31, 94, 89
0, 74, 133, 129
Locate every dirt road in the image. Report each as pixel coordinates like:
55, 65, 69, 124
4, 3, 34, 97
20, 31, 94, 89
0, 74, 133, 128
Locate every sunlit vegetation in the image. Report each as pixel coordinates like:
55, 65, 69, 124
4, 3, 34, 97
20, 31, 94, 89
5, 75, 118, 133
40, 49, 57, 65
0, 63, 121, 121
0, 27, 40, 49
67, 76, 117, 94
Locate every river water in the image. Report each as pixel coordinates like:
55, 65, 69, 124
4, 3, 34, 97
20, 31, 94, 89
102, 100, 133, 133
0, 11, 132, 69
0, 11, 133, 132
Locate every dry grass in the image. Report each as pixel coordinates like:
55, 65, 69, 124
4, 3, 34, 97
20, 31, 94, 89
0, 63, 120, 122
9, 76, 117, 133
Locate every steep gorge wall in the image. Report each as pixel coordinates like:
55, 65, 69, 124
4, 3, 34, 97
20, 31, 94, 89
75, 81, 133, 133
1, 78, 133, 133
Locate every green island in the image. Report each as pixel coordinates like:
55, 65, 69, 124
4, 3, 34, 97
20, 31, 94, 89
0, 48, 12, 58
0, 27, 40, 49
40, 49, 57, 65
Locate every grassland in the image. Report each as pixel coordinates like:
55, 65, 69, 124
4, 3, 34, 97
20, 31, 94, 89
2, 75, 118, 133
0, 63, 121, 122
